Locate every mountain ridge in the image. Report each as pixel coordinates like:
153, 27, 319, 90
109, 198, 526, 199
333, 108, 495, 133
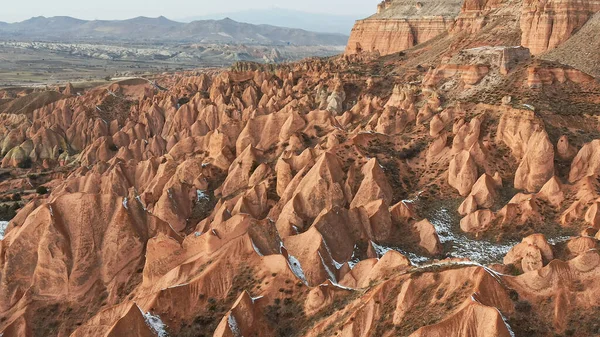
0, 15, 349, 46
180, 7, 362, 34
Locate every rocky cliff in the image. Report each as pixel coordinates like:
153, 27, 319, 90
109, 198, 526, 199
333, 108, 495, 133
345, 0, 463, 56
521, 0, 600, 55
347, 0, 600, 59
1, 1, 600, 336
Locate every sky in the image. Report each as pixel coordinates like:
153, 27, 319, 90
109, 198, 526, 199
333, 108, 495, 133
0, 0, 380, 23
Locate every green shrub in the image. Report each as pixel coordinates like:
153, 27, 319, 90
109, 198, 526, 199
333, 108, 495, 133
36, 186, 49, 195
17, 157, 32, 169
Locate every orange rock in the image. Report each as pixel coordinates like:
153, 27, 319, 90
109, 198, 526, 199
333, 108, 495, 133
448, 150, 478, 196
469, 173, 499, 209
504, 234, 553, 272
569, 140, 600, 183
514, 130, 555, 193
520, 0, 600, 55
413, 219, 443, 255
410, 301, 513, 337
350, 158, 393, 208
460, 209, 495, 233
536, 176, 565, 207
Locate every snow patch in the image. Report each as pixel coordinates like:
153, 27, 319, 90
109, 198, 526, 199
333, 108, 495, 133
0, 221, 8, 240
321, 239, 344, 270
428, 207, 517, 265
548, 236, 571, 245
122, 197, 128, 210
286, 253, 308, 285
135, 195, 147, 211
227, 314, 242, 337
319, 251, 337, 283
499, 309, 517, 337
141, 309, 168, 337
522, 104, 535, 111
320, 282, 355, 291
251, 238, 264, 256
370, 241, 430, 265
196, 190, 209, 202
348, 244, 360, 269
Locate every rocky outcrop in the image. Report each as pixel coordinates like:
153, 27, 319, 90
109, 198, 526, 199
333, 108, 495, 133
514, 129, 554, 193
448, 150, 479, 196
520, 0, 600, 55
569, 140, 600, 182
504, 234, 553, 272
345, 0, 463, 56
2, 39, 600, 337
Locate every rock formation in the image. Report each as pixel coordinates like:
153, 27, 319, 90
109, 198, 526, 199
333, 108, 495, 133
345, 0, 463, 56
1, 3, 600, 335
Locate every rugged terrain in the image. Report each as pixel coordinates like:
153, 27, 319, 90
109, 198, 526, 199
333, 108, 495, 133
0, 16, 347, 87
0, 0, 600, 336
0, 16, 348, 45
0, 42, 342, 87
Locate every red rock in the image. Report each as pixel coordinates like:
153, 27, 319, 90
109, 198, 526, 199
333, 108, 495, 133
413, 219, 443, 255
460, 209, 495, 233
569, 140, 600, 183
448, 150, 479, 196
504, 234, 553, 272
520, 0, 600, 55
514, 130, 555, 193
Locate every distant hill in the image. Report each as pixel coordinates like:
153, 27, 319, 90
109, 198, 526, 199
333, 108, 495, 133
180, 8, 358, 35
0, 16, 348, 46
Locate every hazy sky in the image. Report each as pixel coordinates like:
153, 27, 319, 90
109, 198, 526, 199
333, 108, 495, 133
0, 0, 379, 22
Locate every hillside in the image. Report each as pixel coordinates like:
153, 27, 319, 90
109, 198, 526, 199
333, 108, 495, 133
182, 8, 359, 34
1, 0, 600, 336
0, 16, 349, 46
542, 12, 600, 77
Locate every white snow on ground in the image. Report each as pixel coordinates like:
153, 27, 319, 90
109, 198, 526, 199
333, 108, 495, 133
122, 197, 128, 209
287, 253, 308, 285
370, 241, 430, 265
135, 195, 147, 211
250, 238, 264, 256
141, 309, 168, 337
196, 190, 209, 201
348, 244, 360, 269
548, 236, 571, 245
319, 251, 337, 283
321, 239, 344, 270
499, 309, 517, 337
0, 221, 8, 240
227, 315, 242, 337
428, 206, 518, 265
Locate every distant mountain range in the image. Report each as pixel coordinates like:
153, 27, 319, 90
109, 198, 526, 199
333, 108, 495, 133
180, 8, 359, 35
0, 16, 349, 46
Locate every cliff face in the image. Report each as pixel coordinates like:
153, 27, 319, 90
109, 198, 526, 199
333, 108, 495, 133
345, 0, 463, 56
450, 0, 519, 35
346, 17, 453, 55
520, 0, 600, 55
347, 0, 600, 57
